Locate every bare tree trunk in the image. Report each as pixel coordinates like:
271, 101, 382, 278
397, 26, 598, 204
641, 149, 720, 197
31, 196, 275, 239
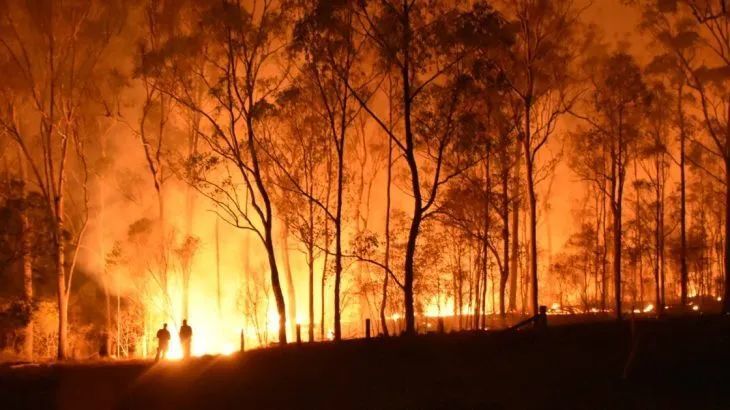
472, 246, 483, 329
522, 77, 539, 318
500, 154, 509, 317
611, 139, 625, 320
21, 214, 34, 360
457, 249, 464, 329
48, 26, 69, 360
321, 163, 332, 341
654, 157, 662, 314
613, 200, 622, 320
509, 139, 521, 312
281, 223, 297, 338
525, 147, 539, 316
468, 250, 474, 322
264, 233, 287, 344
98, 139, 112, 356
333, 135, 345, 341
380, 137, 393, 337
634, 156, 642, 309
593, 185, 601, 309
53, 114, 71, 360
480, 263, 488, 328
56, 207, 68, 360
655, 149, 667, 313
722, 157, 730, 314
216, 217, 222, 320
403, 113, 421, 337
308, 196, 315, 342
678, 83, 689, 307
481, 151, 491, 327
601, 165, 609, 312
543, 173, 555, 303
400, 3, 421, 336
116, 292, 121, 356
18, 150, 33, 360
321, 250, 327, 340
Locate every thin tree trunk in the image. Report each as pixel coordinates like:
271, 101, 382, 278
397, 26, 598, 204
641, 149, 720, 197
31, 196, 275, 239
678, 83, 689, 307
321, 250, 327, 340
400, 2, 421, 336
281, 223, 297, 338
381, 136, 393, 337
481, 151, 491, 327
601, 160, 609, 312
56, 210, 68, 359
722, 157, 730, 314
308, 195, 315, 342
333, 136, 345, 341
216, 217, 222, 320
509, 138, 521, 312
654, 156, 662, 314
98, 143, 111, 356
18, 149, 33, 360
472, 244, 484, 329
525, 151, 539, 316
116, 292, 120, 356
658, 150, 666, 312
613, 199, 623, 320
612, 132, 625, 321
321, 160, 332, 341
500, 156, 509, 317
244, 99, 287, 343
634, 155, 642, 309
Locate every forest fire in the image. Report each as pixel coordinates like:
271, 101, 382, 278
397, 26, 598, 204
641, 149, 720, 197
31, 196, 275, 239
0, 1, 729, 406
5, 1, 730, 408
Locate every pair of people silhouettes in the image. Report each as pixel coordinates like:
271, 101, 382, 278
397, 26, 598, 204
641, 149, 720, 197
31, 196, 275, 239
155, 320, 193, 361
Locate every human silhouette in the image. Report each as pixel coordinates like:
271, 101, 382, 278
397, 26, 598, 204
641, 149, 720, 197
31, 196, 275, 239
155, 323, 171, 361
179, 319, 193, 359
535, 305, 548, 330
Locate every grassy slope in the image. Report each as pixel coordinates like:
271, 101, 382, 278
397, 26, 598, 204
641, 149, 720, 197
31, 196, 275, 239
1, 316, 729, 409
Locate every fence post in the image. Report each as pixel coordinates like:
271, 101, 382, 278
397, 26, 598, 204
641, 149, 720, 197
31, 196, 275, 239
365, 319, 371, 339
240, 329, 245, 352
537, 305, 548, 330
296, 324, 302, 345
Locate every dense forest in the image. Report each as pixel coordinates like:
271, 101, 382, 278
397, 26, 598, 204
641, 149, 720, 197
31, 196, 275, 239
0, 0, 728, 361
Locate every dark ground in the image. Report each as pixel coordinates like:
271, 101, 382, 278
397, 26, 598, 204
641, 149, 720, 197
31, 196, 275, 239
1, 315, 729, 410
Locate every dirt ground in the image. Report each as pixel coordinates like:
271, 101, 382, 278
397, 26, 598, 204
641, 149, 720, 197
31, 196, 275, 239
1, 315, 729, 409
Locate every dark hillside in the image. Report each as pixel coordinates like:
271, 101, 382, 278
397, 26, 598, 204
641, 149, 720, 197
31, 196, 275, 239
2, 317, 729, 410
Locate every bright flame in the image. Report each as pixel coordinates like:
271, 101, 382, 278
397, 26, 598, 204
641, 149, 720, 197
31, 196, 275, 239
221, 343, 236, 356
423, 297, 457, 317
267, 309, 281, 335
692, 305, 700, 311
643, 304, 654, 313
159, 322, 241, 361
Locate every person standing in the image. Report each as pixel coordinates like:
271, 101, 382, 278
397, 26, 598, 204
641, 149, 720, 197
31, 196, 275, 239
155, 323, 171, 361
179, 319, 193, 359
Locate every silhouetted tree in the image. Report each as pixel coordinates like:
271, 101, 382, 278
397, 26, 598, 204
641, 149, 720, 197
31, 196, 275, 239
150, 0, 292, 343
497, 0, 582, 315
571, 51, 651, 319
642, 0, 730, 312
0, 0, 126, 358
